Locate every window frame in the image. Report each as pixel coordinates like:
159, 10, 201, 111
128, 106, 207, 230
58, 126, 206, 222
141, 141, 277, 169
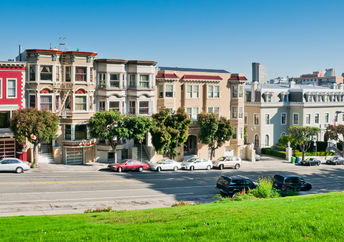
29, 94, 36, 108
208, 85, 220, 98
75, 66, 87, 82
6, 79, 17, 99
305, 114, 311, 125
186, 84, 199, 98
65, 124, 72, 141
74, 94, 88, 112
74, 124, 88, 140
314, 113, 320, 124
109, 101, 120, 112
293, 113, 300, 125
325, 113, 330, 123
109, 73, 120, 88
139, 74, 150, 88
265, 114, 270, 125
281, 112, 287, 125
40, 65, 53, 82
165, 84, 174, 98
254, 113, 259, 125
39, 94, 53, 111
139, 101, 149, 115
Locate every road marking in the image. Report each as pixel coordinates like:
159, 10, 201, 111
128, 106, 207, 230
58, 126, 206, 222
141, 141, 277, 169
0, 179, 137, 185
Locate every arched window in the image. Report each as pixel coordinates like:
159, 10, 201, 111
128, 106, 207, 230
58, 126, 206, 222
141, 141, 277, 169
254, 134, 259, 148
265, 135, 270, 147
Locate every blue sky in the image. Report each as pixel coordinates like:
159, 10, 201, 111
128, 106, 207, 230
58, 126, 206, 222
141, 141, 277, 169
1, 0, 344, 79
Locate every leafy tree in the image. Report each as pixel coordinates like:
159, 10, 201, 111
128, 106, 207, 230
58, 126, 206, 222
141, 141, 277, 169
197, 113, 233, 160
289, 126, 320, 161
10, 108, 59, 166
324, 124, 344, 156
277, 134, 297, 150
125, 116, 153, 161
151, 107, 192, 159
89, 111, 129, 162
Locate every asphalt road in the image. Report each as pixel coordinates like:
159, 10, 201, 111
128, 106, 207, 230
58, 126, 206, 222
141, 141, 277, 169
0, 156, 343, 216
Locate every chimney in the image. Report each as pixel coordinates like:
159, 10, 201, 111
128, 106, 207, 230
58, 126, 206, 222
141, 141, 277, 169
18, 44, 22, 61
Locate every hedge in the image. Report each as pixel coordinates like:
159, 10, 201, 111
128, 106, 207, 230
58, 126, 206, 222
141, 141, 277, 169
261, 148, 286, 158
294, 151, 334, 157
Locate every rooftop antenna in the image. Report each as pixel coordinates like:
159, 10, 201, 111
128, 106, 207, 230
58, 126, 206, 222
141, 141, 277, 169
58, 37, 66, 51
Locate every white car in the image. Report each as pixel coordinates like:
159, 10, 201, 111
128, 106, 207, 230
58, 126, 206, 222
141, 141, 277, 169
150, 159, 181, 171
213, 156, 242, 170
0, 158, 30, 173
182, 157, 213, 171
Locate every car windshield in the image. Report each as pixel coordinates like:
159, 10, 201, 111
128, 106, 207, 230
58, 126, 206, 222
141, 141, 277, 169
186, 158, 197, 163
119, 160, 129, 164
157, 160, 168, 164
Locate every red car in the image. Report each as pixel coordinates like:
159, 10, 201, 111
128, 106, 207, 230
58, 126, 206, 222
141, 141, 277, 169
108, 159, 149, 172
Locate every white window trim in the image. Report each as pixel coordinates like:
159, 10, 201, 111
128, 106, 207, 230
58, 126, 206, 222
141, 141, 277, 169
109, 73, 122, 88
265, 134, 270, 147
6, 78, 17, 99
265, 113, 270, 125
164, 83, 174, 98
207, 85, 220, 98
314, 113, 320, 124
39, 65, 53, 83
253, 113, 259, 126
305, 113, 311, 125
39, 93, 53, 111
281, 112, 287, 125
325, 112, 330, 123
73, 94, 88, 112
186, 84, 200, 99
138, 74, 151, 89
74, 66, 88, 84
292, 112, 300, 125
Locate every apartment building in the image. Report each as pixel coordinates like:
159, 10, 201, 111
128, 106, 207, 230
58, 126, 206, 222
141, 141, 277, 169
289, 68, 344, 86
23, 49, 97, 164
156, 67, 248, 161
245, 81, 344, 151
0, 61, 26, 160
94, 59, 157, 162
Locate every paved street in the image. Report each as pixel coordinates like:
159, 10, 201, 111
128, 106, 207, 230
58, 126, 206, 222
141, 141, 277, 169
0, 156, 343, 216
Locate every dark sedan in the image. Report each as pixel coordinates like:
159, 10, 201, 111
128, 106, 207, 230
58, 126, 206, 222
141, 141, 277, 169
326, 156, 344, 165
300, 158, 321, 166
273, 174, 312, 191
216, 175, 257, 198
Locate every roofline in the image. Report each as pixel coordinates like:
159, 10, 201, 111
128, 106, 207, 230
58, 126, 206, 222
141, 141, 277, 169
95, 59, 128, 64
128, 60, 157, 66
158, 66, 230, 73
26, 49, 97, 56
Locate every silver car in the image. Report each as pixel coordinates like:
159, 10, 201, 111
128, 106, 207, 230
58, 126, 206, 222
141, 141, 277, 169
0, 158, 30, 173
213, 156, 242, 170
182, 157, 213, 171
150, 159, 181, 171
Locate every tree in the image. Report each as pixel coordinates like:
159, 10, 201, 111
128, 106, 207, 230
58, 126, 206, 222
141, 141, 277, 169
324, 124, 344, 156
151, 107, 192, 159
289, 126, 320, 161
277, 134, 297, 150
89, 110, 129, 162
10, 108, 59, 166
125, 116, 153, 161
197, 112, 233, 160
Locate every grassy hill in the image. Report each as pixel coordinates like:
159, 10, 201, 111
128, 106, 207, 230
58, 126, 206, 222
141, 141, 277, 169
1, 192, 343, 241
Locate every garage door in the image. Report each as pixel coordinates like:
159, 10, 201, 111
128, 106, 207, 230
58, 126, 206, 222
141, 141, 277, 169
0, 139, 16, 159
65, 148, 83, 165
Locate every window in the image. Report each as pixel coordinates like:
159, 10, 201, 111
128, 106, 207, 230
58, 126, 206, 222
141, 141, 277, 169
293, 113, 299, 125
75, 125, 87, 140
40, 65, 52, 81
139, 75, 149, 88
90, 67, 93, 82
165, 84, 173, 97
7, 79, 16, 98
186, 107, 199, 121
56, 95, 60, 111
239, 85, 243, 97
233, 128, 237, 139
266, 94, 272, 102
29, 94, 36, 108
239, 128, 243, 139
109, 101, 120, 112
306, 114, 311, 124
265, 114, 270, 124
110, 74, 120, 88
315, 113, 320, 124
208, 107, 219, 116
244, 114, 248, 125
75, 96, 87, 111
186, 85, 199, 98
98, 73, 106, 88
139, 101, 149, 114
158, 85, 163, 98
254, 114, 259, 125
89, 96, 93, 110
325, 113, 329, 123
265, 135, 270, 146
129, 101, 136, 114
75, 67, 87, 82
208, 85, 220, 98
231, 107, 238, 119
65, 96, 71, 111
56, 66, 60, 82
239, 107, 243, 119
0, 112, 10, 128
65, 124, 71, 140
99, 101, 105, 111
129, 74, 136, 88
29, 65, 36, 81
281, 113, 287, 125
40, 95, 52, 111
232, 85, 238, 98
65, 66, 71, 82
254, 134, 259, 147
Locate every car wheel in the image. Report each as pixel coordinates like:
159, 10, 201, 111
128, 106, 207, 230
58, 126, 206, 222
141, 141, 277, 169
157, 167, 161, 172
16, 167, 23, 173
234, 164, 240, 169
117, 167, 122, 173
219, 164, 224, 170
190, 166, 194, 171
173, 166, 178, 171
138, 167, 143, 172
206, 165, 211, 170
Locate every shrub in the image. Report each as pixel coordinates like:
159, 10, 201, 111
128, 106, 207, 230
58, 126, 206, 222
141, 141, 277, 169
248, 177, 280, 199
294, 151, 333, 157
261, 148, 286, 158
279, 190, 299, 197
171, 200, 193, 207
84, 207, 112, 213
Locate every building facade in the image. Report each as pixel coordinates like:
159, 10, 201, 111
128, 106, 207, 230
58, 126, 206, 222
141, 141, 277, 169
289, 69, 344, 86
94, 59, 157, 163
156, 67, 248, 161
245, 81, 344, 151
252, 62, 268, 84
23, 49, 97, 164
0, 61, 25, 160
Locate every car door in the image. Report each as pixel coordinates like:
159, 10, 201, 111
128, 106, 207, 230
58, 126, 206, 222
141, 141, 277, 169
166, 160, 173, 170
9, 159, 21, 171
0, 160, 11, 171
125, 160, 134, 171
225, 157, 233, 168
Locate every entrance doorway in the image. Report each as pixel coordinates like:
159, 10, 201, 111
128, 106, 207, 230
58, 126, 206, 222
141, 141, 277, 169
184, 135, 197, 156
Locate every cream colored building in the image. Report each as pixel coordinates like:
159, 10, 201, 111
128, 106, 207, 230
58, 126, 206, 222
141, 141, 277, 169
23, 49, 97, 164
156, 67, 248, 161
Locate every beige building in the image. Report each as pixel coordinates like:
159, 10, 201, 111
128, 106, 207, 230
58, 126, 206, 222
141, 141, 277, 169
23, 49, 97, 164
156, 67, 249, 161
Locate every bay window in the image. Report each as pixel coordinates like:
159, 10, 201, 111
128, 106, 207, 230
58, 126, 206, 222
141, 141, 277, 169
7, 79, 16, 98
109, 101, 120, 112
129, 101, 136, 114
29, 65, 36, 81
139, 101, 149, 115
165, 84, 174, 97
40, 95, 52, 111
40, 65, 52, 81
139, 75, 149, 88
110, 74, 120, 88
75, 67, 87, 82
75, 125, 87, 140
65, 124, 71, 140
75, 96, 87, 111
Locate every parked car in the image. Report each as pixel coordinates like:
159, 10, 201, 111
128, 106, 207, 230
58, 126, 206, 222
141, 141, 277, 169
213, 156, 241, 170
108, 159, 149, 172
150, 159, 181, 171
300, 158, 321, 166
216, 175, 257, 197
181, 157, 213, 171
273, 174, 312, 191
326, 156, 344, 165
0, 158, 30, 173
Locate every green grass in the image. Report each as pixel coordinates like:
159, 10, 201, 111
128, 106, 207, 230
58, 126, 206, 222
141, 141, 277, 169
1, 192, 344, 241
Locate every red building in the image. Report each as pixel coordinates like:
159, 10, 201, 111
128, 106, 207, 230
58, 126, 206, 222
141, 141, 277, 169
0, 61, 26, 159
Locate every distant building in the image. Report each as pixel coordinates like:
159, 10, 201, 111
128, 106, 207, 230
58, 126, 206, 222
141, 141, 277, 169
269, 76, 289, 84
289, 68, 343, 86
252, 62, 268, 83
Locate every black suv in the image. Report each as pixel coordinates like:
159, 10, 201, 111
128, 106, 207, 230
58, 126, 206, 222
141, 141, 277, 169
216, 175, 257, 197
273, 175, 312, 191
300, 158, 321, 166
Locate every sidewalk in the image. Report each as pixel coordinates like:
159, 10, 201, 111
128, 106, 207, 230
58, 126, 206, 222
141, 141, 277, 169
31, 162, 109, 173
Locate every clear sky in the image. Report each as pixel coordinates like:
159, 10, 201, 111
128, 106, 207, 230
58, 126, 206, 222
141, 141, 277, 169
1, 0, 344, 79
